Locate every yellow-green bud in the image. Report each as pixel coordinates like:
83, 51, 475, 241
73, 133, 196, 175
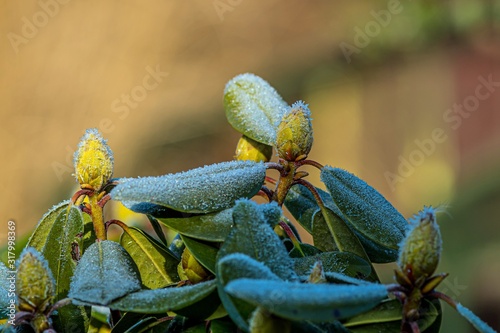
16, 248, 55, 313
31, 312, 52, 333
235, 135, 273, 162
276, 101, 313, 161
73, 128, 114, 190
398, 206, 442, 283
178, 248, 210, 284
250, 307, 291, 333
308, 261, 327, 284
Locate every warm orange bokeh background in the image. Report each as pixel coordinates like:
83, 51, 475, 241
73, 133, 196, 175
1, 1, 500, 331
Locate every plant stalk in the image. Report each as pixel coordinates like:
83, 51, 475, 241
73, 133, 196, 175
89, 194, 107, 240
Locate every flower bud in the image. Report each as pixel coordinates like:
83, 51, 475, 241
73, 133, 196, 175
73, 128, 114, 190
235, 135, 273, 162
16, 248, 55, 313
276, 101, 313, 161
308, 261, 327, 284
178, 248, 210, 284
398, 206, 442, 283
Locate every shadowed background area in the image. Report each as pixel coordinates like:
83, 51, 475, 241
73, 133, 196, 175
1, 1, 500, 331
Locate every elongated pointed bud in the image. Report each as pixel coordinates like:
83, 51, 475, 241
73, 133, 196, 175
398, 206, 442, 283
73, 128, 114, 190
276, 101, 313, 161
308, 261, 327, 284
235, 135, 273, 162
16, 248, 55, 313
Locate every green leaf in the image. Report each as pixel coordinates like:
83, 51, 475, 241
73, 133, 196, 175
109, 279, 217, 314
119, 226, 180, 289
26, 201, 91, 332
284, 184, 318, 233
288, 243, 322, 258
159, 209, 233, 242
224, 73, 288, 146
174, 285, 221, 320
218, 199, 297, 281
146, 215, 169, 248
225, 279, 388, 322
311, 208, 337, 252
27, 203, 81, 300
456, 303, 496, 333
293, 251, 372, 280
216, 253, 281, 332
69, 240, 142, 306
180, 235, 218, 274
122, 202, 189, 219
343, 299, 402, 327
313, 208, 366, 257
111, 312, 148, 333
320, 167, 408, 263
26, 200, 69, 250
287, 183, 401, 264
347, 298, 441, 332
210, 318, 239, 333
111, 160, 266, 213
311, 208, 378, 281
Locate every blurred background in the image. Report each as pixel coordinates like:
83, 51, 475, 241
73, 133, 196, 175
1, 0, 499, 331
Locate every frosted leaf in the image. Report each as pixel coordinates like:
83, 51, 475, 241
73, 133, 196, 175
456, 303, 496, 333
109, 279, 217, 313
216, 253, 281, 331
111, 160, 266, 214
225, 279, 387, 322
69, 240, 141, 306
27, 200, 70, 250
0, 262, 9, 319
321, 167, 408, 263
219, 199, 297, 281
224, 73, 288, 146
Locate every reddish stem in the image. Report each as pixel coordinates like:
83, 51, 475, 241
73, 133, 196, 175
258, 187, 274, 202
71, 188, 94, 204
98, 193, 112, 208
265, 176, 277, 185
295, 159, 324, 170
427, 291, 458, 309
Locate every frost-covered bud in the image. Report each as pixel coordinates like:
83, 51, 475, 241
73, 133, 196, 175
235, 135, 273, 162
16, 248, 55, 313
276, 101, 313, 161
398, 206, 442, 282
73, 128, 114, 190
